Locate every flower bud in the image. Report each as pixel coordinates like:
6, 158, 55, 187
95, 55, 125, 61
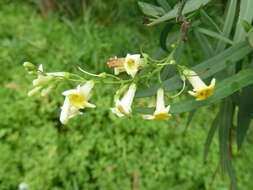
23, 62, 36, 74
169, 60, 176, 65
33, 76, 54, 86
98, 72, 107, 78
28, 86, 42, 97
46, 72, 70, 79
41, 85, 55, 96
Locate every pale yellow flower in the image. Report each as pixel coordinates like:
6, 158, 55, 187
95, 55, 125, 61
185, 70, 216, 101
111, 83, 137, 117
60, 81, 96, 124
142, 88, 171, 120
123, 54, 140, 78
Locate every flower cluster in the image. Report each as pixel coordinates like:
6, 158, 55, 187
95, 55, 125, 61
24, 52, 216, 125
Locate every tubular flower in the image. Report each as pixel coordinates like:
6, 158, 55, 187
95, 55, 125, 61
60, 81, 96, 124
185, 70, 216, 101
123, 54, 140, 78
142, 88, 171, 120
111, 83, 137, 117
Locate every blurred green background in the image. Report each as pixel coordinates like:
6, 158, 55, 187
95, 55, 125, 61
0, 0, 253, 189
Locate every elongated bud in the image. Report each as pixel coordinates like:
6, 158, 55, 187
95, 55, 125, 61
23, 62, 36, 74
41, 85, 55, 96
47, 72, 70, 79
33, 76, 54, 86
28, 86, 42, 97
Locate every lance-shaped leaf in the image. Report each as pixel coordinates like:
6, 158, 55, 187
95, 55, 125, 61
147, 0, 211, 26
216, 0, 237, 53
203, 111, 220, 163
247, 28, 253, 48
237, 63, 253, 150
136, 42, 252, 98
233, 0, 253, 43
194, 30, 214, 59
218, 99, 237, 190
157, 0, 171, 12
197, 27, 234, 45
138, 2, 165, 18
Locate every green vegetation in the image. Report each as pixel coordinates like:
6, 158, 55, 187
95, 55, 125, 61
0, 2, 253, 190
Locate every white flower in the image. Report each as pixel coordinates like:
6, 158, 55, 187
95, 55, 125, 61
185, 70, 216, 101
123, 54, 140, 78
111, 83, 137, 117
19, 182, 28, 190
142, 88, 171, 120
60, 81, 96, 124
60, 97, 82, 125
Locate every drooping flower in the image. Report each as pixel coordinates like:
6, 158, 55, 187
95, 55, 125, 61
111, 83, 137, 117
185, 69, 216, 101
142, 88, 171, 120
60, 81, 96, 124
123, 54, 141, 78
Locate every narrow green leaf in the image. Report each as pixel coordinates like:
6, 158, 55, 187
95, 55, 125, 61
197, 27, 234, 45
237, 83, 253, 150
233, 0, 253, 43
218, 99, 232, 174
161, 65, 176, 81
136, 42, 252, 98
185, 110, 196, 128
218, 99, 237, 190
247, 28, 253, 48
157, 0, 171, 12
200, 9, 222, 33
216, 0, 237, 53
148, 0, 211, 26
138, 1, 165, 18
160, 23, 172, 52
203, 112, 220, 163
194, 29, 214, 58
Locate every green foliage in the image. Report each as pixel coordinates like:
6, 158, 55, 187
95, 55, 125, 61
1, 1, 253, 190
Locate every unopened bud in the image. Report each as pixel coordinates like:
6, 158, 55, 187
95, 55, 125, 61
47, 72, 70, 79
28, 86, 42, 97
98, 72, 107, 78
41, 85, 54, 96
169, 60, 176, 65
23, 62, 36, 74
32, 76, 54, 86
171, 44, 176, 49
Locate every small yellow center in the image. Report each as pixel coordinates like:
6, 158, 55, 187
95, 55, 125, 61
68, 93, 87, 108
195, 86, 215, 101
154, 112, 170, 120
126, 58, 137, 70
117, 104, 129, 115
